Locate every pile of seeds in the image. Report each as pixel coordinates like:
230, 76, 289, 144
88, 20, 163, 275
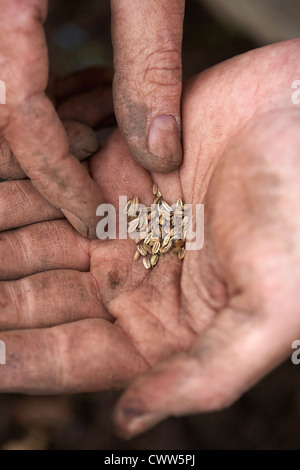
125, 184, 188, 270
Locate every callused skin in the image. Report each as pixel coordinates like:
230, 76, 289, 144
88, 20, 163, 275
0, 40, 299, 439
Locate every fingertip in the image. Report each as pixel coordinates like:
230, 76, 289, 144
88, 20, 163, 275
63, 121, 99, 160
61, 209, 98, 239
114, 401, 168, 440
126, 114, 183, 173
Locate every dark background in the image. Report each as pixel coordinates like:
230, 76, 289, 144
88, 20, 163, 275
0, 0, 299, 450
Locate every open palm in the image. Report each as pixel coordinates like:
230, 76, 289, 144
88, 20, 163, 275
0, 39, 300, 438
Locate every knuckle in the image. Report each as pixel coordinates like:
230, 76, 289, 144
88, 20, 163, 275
140, 47, 182, 89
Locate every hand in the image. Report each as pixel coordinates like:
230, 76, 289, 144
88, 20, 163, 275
0, 40, 299, 439
0, 0, 184, 238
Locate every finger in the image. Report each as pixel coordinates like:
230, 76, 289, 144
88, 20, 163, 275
0, 220, 90, 280
58, 88, 115, 129
0, 121, 98, 180
0, 319, 148, 393
0, 0, 103, 237
0, 270, 112, 330
0, 180, 63, 231
111, 0, 184, 173
114, 295, 300, 438
49, 67, 113, 103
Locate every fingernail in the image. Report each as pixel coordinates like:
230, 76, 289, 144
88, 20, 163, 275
61, 209, 89, 238
148, 115, 182, 170
115, 407, 167, 440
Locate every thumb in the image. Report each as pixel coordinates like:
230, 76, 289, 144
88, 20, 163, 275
111, 0, 184, 173
114, 300, 300, 439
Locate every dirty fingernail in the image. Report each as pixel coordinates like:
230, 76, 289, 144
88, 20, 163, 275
61, 209, 89, 238
115, 407, 167, 440
148, 115, 182, 170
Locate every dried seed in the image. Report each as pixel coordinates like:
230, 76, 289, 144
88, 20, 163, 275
143, 244, 153, 254
152, 241, 160, 254
139, 231, 148, 240
174, 208, 183, 217
128, 217, 140, 233
150, 254, 159, 267
162, 235, 170, 247
128, 204, 137, 217
161, 208, 171, 220
133, 250, 140, 261
143, 257, 151, 270
137, 244, 147, 256
124, 199, 133, 215
144, 232, 152, 245
133, 196, 139, 208
169, 228, 176, 238
151, 207, 159, 218
161, 200, 171, 213
162, 240, 173, 253
128, 188, 186, 269
175, 239, 185, 248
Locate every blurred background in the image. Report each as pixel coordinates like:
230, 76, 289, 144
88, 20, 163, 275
1, 0, 300, 450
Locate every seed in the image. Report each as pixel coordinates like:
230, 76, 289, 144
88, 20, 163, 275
150, 254, 159, 267
143, 244, 153, 254
128, 204, 137, 217
138, 231, 148, 240
175, 239, 185, 248
161, 200, 171, 213
144, 232, 152, 245
152, 241, 160, 254
124, 199, 133, 214
149, 237, 160, 246
162, 235, 170, 247
174, 208, 183, 217
128, 217, 140, 233
161, 209, 171, 220
151, 208, 159, 219
143, 257, 151, 270
128, 187, 186, 269
137, 244, 147, 256
162, 240, 173, 253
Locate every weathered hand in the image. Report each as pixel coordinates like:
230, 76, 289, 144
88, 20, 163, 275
0, 0, 184, 238
0, 40, 299, 439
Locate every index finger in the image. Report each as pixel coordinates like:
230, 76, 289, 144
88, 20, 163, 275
0, 0, 103, 238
